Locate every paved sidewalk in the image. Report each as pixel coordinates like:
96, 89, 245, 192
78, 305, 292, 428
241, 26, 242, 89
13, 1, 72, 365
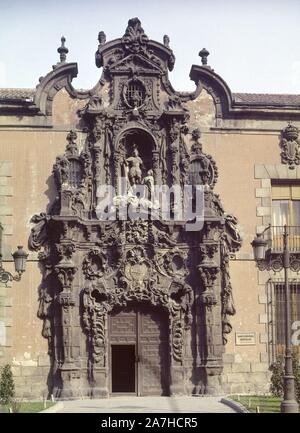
55, 396, 236, 413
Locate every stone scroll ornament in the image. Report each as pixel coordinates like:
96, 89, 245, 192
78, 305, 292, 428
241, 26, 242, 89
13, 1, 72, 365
280, 123, 300, 169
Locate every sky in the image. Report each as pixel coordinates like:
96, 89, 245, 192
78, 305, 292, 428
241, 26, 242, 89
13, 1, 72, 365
0, 0, 300, 94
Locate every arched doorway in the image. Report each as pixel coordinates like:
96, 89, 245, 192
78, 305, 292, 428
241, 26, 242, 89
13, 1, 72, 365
108, 303, 170, 396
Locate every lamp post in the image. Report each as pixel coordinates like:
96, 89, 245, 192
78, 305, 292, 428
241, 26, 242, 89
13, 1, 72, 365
251, 225, 299, 413
0, 245, 28, 285
0, 223, 28, 284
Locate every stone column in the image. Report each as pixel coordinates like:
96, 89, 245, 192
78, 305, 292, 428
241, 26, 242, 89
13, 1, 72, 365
169, 312, 186, 395
57, 290, 81, 398
90, 313, 109, 398
197, 242, 223, 395
152, 150, 161, 184
94, 146, 102, 207
54, 246, 80, 399
113, 150, 124, 197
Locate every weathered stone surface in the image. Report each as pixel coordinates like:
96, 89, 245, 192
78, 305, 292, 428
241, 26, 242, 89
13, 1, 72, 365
250, 362, 269, 373
21, 366, 43, 377
229, 382, 257, 394
256, 207, 271, 217
0, 177, 8, 186
260, 353, 269, 363
261, 179, 271, 188
258, 295, 267, 304
255, 188, 271, 198
225, 373, 248, 383
38, 355, 50, 367
0, 205, 12, 216
274, 165, 288, 178
0, 186, 13, 196
222, 353, 235, 364
259, 333, 268, 343
261, 197, 272, 207
259, 314, 268, 324
0, 162, 12, 177
222, 364, 232, 373
254, 165, 269, 179
231, 362, 251, 373
265, 165, 278, 178
262, 215, 272, 225
0, 316, 12, 326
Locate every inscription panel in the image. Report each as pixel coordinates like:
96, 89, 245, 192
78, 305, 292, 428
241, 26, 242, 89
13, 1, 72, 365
109, 314, 136, 337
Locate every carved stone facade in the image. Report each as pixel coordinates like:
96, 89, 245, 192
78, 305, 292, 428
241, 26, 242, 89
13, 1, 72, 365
28, 18, 241, 397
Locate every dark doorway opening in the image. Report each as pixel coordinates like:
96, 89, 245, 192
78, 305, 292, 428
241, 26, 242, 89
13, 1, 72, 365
111, 345, 136, 393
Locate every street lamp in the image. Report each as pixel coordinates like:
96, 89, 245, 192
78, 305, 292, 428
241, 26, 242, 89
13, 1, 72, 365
0, 223, 28, 285
251, 224, 299, 413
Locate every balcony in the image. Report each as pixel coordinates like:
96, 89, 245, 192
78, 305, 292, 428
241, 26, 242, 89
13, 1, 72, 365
263, 226, 300, 254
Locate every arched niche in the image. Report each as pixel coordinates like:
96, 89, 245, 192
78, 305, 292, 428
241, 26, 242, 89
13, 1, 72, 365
117, 128, 156, 172
113, 127, 159, 190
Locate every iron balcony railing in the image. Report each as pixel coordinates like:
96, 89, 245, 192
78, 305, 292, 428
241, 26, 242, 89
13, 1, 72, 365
263, 226, 300, 253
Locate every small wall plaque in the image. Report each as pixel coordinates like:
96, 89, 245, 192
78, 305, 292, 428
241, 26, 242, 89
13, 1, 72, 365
235, 332, 256, 346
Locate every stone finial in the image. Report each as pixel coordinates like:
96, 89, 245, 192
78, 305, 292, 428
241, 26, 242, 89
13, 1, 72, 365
199, 48, 210, 66
163, 35, 170, 48
57, 36, 69, 63
98, 31, 106, 45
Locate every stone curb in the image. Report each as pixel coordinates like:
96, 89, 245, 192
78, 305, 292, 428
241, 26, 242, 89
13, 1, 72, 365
39, 401, 64, 413
220, 397, 250, 413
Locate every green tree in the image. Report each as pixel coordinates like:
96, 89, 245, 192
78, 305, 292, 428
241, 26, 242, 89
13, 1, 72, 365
293, 355, 300, 403
270, 354, 300, 403
0, 364, 15, 405
270, 356, 284, 397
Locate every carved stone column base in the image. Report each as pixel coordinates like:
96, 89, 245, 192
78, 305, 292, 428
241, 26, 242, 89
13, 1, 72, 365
170, 366, 186, 395
191, 366, 206, 395
199, 364, 223, 395
59, 365, 82, 399
91, 368, 109, 398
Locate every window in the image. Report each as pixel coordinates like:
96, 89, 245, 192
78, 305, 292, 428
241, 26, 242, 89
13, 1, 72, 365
69, 159, 82, 188
124, 81, 146, 109
272, 184, 300, 226
274, 282, 300, 358
267, 280, 300, 363
271, 183, 300, 250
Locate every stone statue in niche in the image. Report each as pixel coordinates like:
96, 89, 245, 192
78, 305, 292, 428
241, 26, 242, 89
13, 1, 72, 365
113, 144, 160, 216
143, 169, 154, 200
124, 145, 144, 185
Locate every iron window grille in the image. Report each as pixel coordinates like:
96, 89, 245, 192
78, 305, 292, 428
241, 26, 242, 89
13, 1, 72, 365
266, 278, 300, 364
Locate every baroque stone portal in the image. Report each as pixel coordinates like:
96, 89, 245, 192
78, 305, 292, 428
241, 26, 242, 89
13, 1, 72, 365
29, 18, 242, 398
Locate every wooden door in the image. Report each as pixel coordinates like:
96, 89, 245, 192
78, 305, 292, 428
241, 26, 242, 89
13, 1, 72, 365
109, 305, 170, 396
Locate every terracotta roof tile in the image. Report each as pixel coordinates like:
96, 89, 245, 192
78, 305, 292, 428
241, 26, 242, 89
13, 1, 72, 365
0, 88, 35, 100
233, 92, 300, 106
0, 88, 300, 108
